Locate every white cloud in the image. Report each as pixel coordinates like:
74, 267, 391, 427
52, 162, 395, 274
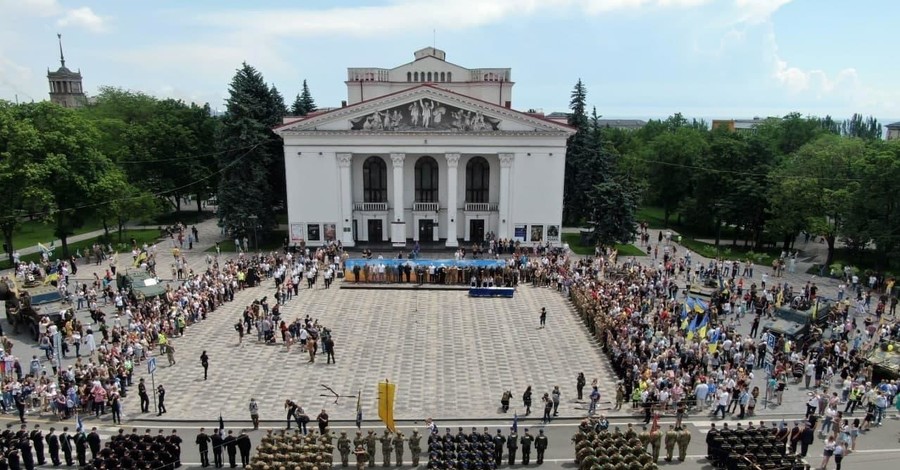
199, 0, 709, 38
56, 7, 108, 33
0, 0, 63, 17
732, 0, 793, 24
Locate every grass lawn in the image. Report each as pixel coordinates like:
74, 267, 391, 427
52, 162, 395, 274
206, 230, 288, 253
805, 248, 898, 278
0, 229, 163, 270
9, 217, 106, 252
677, 236, 778, 266
561, 233, 646, 257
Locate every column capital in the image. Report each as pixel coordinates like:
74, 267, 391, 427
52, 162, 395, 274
390, 153, 406, 167
336, 153, 352, 168
499, 153, 514, 168
445, 153, 461, 168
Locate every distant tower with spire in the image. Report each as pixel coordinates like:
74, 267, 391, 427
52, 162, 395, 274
47, 33, 87, 108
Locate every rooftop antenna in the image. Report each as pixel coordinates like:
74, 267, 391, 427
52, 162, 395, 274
433, 29, 436, 50
57, 33, 66, 68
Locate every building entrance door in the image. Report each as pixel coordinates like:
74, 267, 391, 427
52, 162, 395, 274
367, 219, 383, 242
469, 219, 485, 243
418, 219, 434, 242
352, 220, 358, 242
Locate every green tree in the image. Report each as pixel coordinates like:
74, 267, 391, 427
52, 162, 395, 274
291, 79, 318, 116
585, 177, 639, 248
14, 102, 120, 257
840, 113, 882, 140
562, 79, 590, 225
0, 101, 47, 264
217, 62, 283, 238
644, 126, 707, 226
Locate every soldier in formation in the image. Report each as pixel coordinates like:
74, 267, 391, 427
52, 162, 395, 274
249, 428, 334, 469
78, 427, 184, 469
381, 430, 394, 467
520, 429, 534, 465
427, 426, 497, 469
534, 429, 549, 465
648, 426, 662, 463
408, 430, 422, 466
366, 430, 378, 468
506, 428, 518, 465
338, 431, 352, 467
664, 424, 678, 462
355, 445, 370, 470
393, 431, 405, 466
676, 426, 691, 462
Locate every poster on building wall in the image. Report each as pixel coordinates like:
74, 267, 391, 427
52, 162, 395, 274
307, 224, 321, 241
547, 225, 560, 242
324, 223, 336, 241
514, 225, 527, 242
530, 225, 544, 243
290, 224, 305, 242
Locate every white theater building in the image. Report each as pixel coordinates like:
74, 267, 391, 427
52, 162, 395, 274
274, 47, 574, 248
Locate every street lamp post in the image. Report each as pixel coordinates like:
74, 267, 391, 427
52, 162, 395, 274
248, 215, 259, 252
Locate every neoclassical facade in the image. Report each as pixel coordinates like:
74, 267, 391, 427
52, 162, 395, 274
275, 48, 574, 247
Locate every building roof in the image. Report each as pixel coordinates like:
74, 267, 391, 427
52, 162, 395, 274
886, 121, 900, 129
273, 83, 576, 133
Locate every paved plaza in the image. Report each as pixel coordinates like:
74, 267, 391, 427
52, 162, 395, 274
124, 279, 616, 422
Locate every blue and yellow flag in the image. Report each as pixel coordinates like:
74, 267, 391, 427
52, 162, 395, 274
355, 390, 362, 429
378, 380, 397, 433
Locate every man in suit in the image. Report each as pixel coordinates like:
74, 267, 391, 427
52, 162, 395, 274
211, 429, 224, 468
237, 430, 252, 468
223, 430, 237, 468
196, 428, 211, 467
45, 427, 61, 466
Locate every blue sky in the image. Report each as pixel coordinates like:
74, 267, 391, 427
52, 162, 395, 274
1, 0, 898, 122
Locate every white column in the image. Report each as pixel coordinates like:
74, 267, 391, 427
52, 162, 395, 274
445, 153, 460, 247
391, 154, 406, 245
337, 153, 354, 247
498, 153, 514, 239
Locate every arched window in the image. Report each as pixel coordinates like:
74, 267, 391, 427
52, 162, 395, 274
414, 72, 418, 81
447, 72, 452, 82
420, 71, 425, 82
363, 157, 388, 203
407, 72, 412, 82
427, 72, 432, 82
415, 156, 439, 203
440, 72, 445, 81
465, 157, 490, 203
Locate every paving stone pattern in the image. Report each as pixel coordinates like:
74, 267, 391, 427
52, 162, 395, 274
122, 275, 616, 423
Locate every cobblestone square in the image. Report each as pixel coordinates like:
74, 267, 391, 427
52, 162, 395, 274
125, 280, 616, 423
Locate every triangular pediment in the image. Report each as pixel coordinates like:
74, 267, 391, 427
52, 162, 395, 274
274, 85, 574, 135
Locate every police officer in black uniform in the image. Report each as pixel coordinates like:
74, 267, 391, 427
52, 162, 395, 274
196, 427, 211, 467
223, 430, 237, 468
59, 427, 73, 467
138, 378, 150, 413
29, 425, 45, 466
492, 429, 504, 467
45, 427, 60, 467
211, 429, 224, 468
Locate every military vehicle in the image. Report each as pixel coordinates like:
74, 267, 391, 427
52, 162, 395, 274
761, 299, 833, 343
116, 269, 167, 301
1, 278, 69, 340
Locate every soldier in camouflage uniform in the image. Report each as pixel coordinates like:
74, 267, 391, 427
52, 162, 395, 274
366, 430, 378, 467
355, 445, 369, 470
338, 431, 352, 467
649, 427, 662, 463
676, 426, 692, 462
392, 431, 405, 466
664, 425, 677, 462
380, 430, 393, 467
408, 430, 422, 466
638, 425, 651, 452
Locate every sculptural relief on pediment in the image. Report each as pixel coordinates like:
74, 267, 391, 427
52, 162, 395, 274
349, 98, 501, 132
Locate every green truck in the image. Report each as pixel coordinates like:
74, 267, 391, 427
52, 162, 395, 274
116, 269, 167, 301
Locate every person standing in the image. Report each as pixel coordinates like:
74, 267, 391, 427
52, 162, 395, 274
408, 430, 422, 467
338, 431, 352, 467
87, 427, 101, 460
506, 427, 518, 465
59, 426, 74, 466
317, 409, 329, 434
520, 428, 534, 465
45, 427, 61, 466
534, 429, 548, 465
30, 424, 46, 465
492, 429, 505, 467
237, 430, 251, 468
541, 393, 553, 423
248, 398, 260, 430
224, 430, 237, 468
551, 386, 561, 416
200, 351, 209, 380
211, 429, 224, 468
157, 385, 167, 416
539, 307, 547, 328
365, 430, 378, 468
523, 386, 533, 415
379, 430, 393, 466
576, 373, 586, 401
663, 425, 677, 462
676, 426, 691, 462
74, 429, 88, 466
138, 378, 150, 413
325, 335, 336, 364
392, 431, 405, 466
196, 427, 211, 468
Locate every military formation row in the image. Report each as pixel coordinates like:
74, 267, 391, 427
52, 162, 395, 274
426, 427, 550, 469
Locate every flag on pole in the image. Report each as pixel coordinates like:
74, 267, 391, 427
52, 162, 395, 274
377, 380, 397, 433
76, 414, 84, 433
219, 414, 225, 431
355, 390, 362, 429
512, 412, 519, 433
